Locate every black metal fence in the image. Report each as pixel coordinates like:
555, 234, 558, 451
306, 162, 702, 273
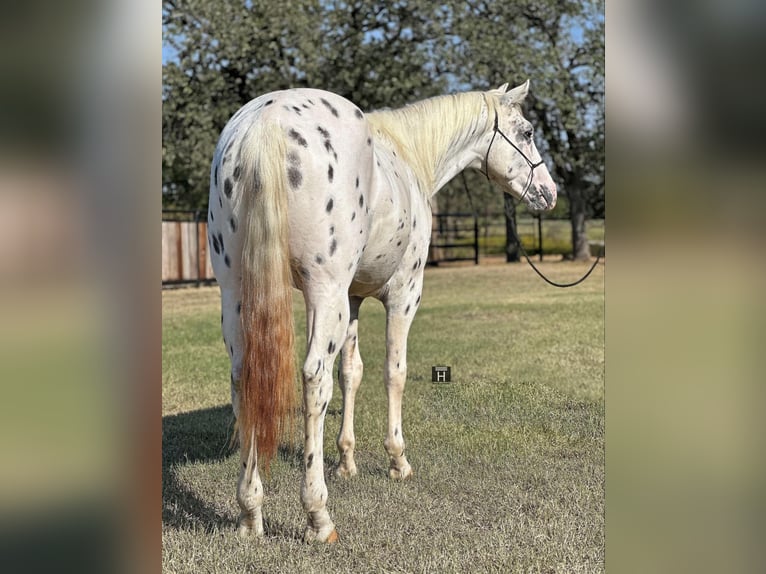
162, 209, 604, 286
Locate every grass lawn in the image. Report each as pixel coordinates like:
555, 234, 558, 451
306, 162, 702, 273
163, 259, 604, 573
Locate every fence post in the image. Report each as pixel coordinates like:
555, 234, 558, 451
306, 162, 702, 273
473, 214, 479, 265
537, 215, 543, 262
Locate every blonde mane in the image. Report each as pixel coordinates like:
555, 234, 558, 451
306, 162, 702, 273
366, 91, 502, 193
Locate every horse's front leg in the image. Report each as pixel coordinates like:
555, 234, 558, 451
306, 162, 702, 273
336, 296, 364, 478
383, 295, 420, 480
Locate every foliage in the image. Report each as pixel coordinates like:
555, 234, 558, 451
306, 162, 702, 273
162, 0, 451, 209
439, 0, 604, 258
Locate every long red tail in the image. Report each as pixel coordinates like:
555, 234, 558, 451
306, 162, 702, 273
238, 119, 296, 472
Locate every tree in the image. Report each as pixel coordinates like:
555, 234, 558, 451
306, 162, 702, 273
448, 0, 605, 260
162, 0, 452, 210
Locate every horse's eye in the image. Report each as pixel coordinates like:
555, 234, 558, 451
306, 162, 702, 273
524, 130, 533, 140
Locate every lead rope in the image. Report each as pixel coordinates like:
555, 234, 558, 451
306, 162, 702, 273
470, 112, 603, 288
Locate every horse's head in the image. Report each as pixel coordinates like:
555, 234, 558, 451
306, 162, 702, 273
484, 80, 557, 212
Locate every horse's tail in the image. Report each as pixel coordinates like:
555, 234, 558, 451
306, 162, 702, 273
237, 117, 296, 473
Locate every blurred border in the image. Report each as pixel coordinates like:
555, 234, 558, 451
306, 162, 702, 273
607, 1, 765, 573
0, 1, 160, 573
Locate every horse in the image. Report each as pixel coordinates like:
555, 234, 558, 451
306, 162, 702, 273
206, 80, 557, 543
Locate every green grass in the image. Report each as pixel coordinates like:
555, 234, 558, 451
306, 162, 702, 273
163, 261, 604, 573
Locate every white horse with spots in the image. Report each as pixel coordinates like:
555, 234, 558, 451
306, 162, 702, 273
207, 81, 557, 543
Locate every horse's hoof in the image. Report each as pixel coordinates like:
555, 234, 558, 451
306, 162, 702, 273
237, 522, 264, 538
335, 463, 357, 480
389, 465, 413, 480
303, 526, 339, 544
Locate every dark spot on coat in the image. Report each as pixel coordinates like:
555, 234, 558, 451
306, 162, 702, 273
224, 178, 233, 198
224, 254, 231, 267
211, 234, 220, 254
330, 238, 337, 256
209, 210, 214, 223
355, 109, 363, 119
329, 225, 335, 235
320, 98, 339, 117
288, 128, 308, 147
359, 194, 364, 207
229, 217, 236, 232
264, 99, 274, 106
326, 197, 335, 213
315, 254, 324, 265
322, 401, 328, 413
307, 453, 314, 469
394, 427, 399, 436
416, 295, 421, 305
328, 340, 336, 354
288, 167, 303, 189
237, 302, 241, 314
328, 164, 334, 182
405, 305, 410, 315
317, 126, 330, 139
355, 176, 359, 188
214, 165, 219, 187
217, 232, 224, 252
396, 240, 402, 246
292, 105, 302, 114
233, 165, 241, 180
367, 137, 372, 146
351, 211, 356, 221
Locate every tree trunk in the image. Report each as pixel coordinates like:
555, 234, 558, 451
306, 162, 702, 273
504, 194, 520, 263
568, 189, 591, 261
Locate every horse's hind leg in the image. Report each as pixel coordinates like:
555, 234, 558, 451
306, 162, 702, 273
336, 296, 364, 479
220, 287, 265, 537
221, 287, 244, 419
237, 436, 265, 537
301, 292, 349, 542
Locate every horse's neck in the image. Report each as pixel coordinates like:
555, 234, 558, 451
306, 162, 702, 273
369, 94, 492, 196
430, 116, 490, 192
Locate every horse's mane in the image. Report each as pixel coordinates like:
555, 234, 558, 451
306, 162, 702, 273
366, 91, 502, 193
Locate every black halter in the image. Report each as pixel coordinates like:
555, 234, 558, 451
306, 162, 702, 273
481, 111, 546, 202
469, 111, 602, 288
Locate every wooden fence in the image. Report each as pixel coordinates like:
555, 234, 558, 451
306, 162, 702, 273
162, 211, 215, 286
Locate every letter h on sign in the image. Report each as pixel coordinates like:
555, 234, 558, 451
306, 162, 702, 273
431, 366, 451, 383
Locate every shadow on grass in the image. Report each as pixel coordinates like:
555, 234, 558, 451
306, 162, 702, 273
162, 404, 306, 539
162, 405, 235, 533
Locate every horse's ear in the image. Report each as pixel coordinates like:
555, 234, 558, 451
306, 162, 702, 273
490, 83, 509, 95
502, 79, 530, 105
